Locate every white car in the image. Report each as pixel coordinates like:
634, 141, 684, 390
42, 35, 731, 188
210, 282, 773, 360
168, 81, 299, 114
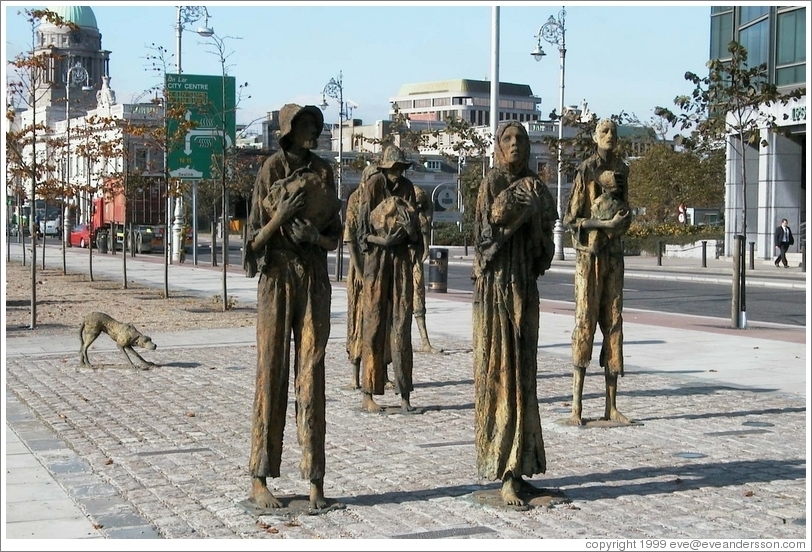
44, 219, 62, 236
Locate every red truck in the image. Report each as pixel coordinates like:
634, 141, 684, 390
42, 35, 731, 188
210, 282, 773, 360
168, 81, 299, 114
92, 178, 168, 253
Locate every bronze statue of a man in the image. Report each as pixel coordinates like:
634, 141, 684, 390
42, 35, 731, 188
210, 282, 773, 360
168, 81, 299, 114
357, 145, 422, 413
243, 103, 342, 510
412, 184, 441, 354
472, 121, 557, 506
563, 118, 633, 426
344, 184, 364, 389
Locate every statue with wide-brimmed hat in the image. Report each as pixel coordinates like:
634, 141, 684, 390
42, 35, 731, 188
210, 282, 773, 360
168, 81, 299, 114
243, 102, 343, 514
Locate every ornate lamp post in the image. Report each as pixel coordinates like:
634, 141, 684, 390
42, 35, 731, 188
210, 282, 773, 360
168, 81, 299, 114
172, 6, 214, 264
320, 70, 353, 281
532, 6, 567, 261
64, 62, 92, 255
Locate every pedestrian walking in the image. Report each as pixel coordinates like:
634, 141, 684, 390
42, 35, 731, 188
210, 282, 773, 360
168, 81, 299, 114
774, 218, 794, 268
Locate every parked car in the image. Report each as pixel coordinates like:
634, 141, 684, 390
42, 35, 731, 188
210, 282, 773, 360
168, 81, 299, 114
69, 224, 96, 248
44, 218, 62, 237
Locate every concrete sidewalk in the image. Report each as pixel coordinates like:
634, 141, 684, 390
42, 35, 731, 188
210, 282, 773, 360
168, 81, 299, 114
2, 240, 809, 542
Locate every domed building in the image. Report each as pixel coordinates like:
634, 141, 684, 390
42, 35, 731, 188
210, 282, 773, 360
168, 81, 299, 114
35, 5, 111, 115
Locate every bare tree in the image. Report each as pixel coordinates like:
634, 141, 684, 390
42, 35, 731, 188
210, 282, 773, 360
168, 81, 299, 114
5, 8, 77, 328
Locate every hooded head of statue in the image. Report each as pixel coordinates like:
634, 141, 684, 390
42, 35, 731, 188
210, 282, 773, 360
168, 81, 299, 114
278, 103, 324, 150
493, 121, 531, 176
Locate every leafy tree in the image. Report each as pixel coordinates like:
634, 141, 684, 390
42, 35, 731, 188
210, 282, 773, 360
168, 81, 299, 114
5, 8, 77, 328
655, 41, 805, 238
197, 31, 248, 311
143, 43, 201, 298
628, 143, 725, 224
72, 115, 122, 281
655, 40, 805, 328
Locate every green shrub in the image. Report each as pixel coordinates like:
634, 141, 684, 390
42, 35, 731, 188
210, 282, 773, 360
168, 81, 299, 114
624, 222, 723, 255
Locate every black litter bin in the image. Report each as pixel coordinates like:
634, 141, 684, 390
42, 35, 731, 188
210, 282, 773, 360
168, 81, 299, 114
428, 247, 449, 293
97, 231, 109, 253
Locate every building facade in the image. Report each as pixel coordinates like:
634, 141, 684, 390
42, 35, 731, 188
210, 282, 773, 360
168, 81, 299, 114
389, 79, 542, 125
710, 5, 807, 260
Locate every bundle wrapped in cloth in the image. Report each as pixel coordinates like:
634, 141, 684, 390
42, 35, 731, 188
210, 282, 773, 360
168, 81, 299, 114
263, 168, 341, 232
369, 195, 419, 242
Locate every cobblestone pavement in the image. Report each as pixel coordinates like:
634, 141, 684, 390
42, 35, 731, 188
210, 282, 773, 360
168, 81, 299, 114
5, 326, 807, 540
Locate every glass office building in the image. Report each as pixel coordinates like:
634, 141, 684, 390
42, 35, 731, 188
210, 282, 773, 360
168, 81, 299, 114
710, 6, 807, 260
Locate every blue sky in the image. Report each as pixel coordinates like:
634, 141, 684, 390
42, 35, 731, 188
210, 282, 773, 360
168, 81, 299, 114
4, 1, 714, 133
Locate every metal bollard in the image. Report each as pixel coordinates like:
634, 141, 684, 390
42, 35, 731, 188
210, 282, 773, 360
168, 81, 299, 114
701, 240, 707, 268
657, 240, 663, 266
749, 241, 755, 270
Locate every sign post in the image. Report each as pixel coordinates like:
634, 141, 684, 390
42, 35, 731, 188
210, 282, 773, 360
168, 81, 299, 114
165, 73, 235, 262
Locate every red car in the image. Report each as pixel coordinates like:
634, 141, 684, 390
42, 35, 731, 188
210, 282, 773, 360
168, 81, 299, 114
69, 224, 96, 248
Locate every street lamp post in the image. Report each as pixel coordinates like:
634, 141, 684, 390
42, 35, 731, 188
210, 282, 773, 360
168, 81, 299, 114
532, 6, 567, 261
173, 6, 214, 264
321, 71, 353, 282
64, 62, 92, 261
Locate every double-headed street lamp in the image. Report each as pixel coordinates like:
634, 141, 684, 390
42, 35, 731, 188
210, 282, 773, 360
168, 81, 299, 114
171, 6, 214, 264
532, 6, 567, 261
320, 70, 352, 281
65, 62, 92, 251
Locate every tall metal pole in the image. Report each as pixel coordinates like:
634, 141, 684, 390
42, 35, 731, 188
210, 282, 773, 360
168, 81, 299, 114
554, 34, 566, 260
172, 6, 186, 264
322, 71, 346, 281
63, 63, 91, 260
64, 75, 72, 259
533, 7, 567, 261
489, 6, 500, 168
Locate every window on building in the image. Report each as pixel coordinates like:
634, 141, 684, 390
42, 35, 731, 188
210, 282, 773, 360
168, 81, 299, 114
711, 6, 733, 14
710, 10, 734, 59
776, 8, 806, 86
514, 100, 535, 110
433, 96, 450, 107
414, 98, 432, 108
472, 97, 490, 106
470, 110, 476, 124
498, 99, 514, 109
133, 147, 149, 172
739, 6, 768, 24
739, 19, 769, 69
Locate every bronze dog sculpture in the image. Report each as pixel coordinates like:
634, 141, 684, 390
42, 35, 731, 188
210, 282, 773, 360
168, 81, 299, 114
79, 312, 157, 369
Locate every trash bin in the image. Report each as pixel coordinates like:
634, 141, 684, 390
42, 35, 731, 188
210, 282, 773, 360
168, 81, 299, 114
428, 247, 449, 293
97, 231, 108, 254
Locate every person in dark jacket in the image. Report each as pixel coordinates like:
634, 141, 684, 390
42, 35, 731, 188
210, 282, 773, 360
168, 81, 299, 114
774, 218, 794, 268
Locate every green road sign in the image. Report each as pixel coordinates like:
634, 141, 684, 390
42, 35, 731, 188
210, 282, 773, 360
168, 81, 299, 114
166, 73, 236, 180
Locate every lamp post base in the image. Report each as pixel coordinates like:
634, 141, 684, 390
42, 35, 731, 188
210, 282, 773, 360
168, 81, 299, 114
172, 197, 185, 264
553, 219, 565, 261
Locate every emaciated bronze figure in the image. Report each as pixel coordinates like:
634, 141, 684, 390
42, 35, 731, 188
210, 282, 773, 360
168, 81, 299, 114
357, 145, 422, 413
562, 118, 633, 426
243, 103, 342, 511
472, 121, 557, 506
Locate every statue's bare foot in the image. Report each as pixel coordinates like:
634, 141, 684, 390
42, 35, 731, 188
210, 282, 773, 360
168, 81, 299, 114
250, 477, 282, 509
401, 394, 416, 413
349, 378, 360, 390
518, 478, 542, 495
419, 343, 443, 354
310, 478, 328, 510
385, 379, 395, 390
604, 408, 632, 424
362, 393, 383, 413
564, 413, 585, 426
501, 476, 526, 507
